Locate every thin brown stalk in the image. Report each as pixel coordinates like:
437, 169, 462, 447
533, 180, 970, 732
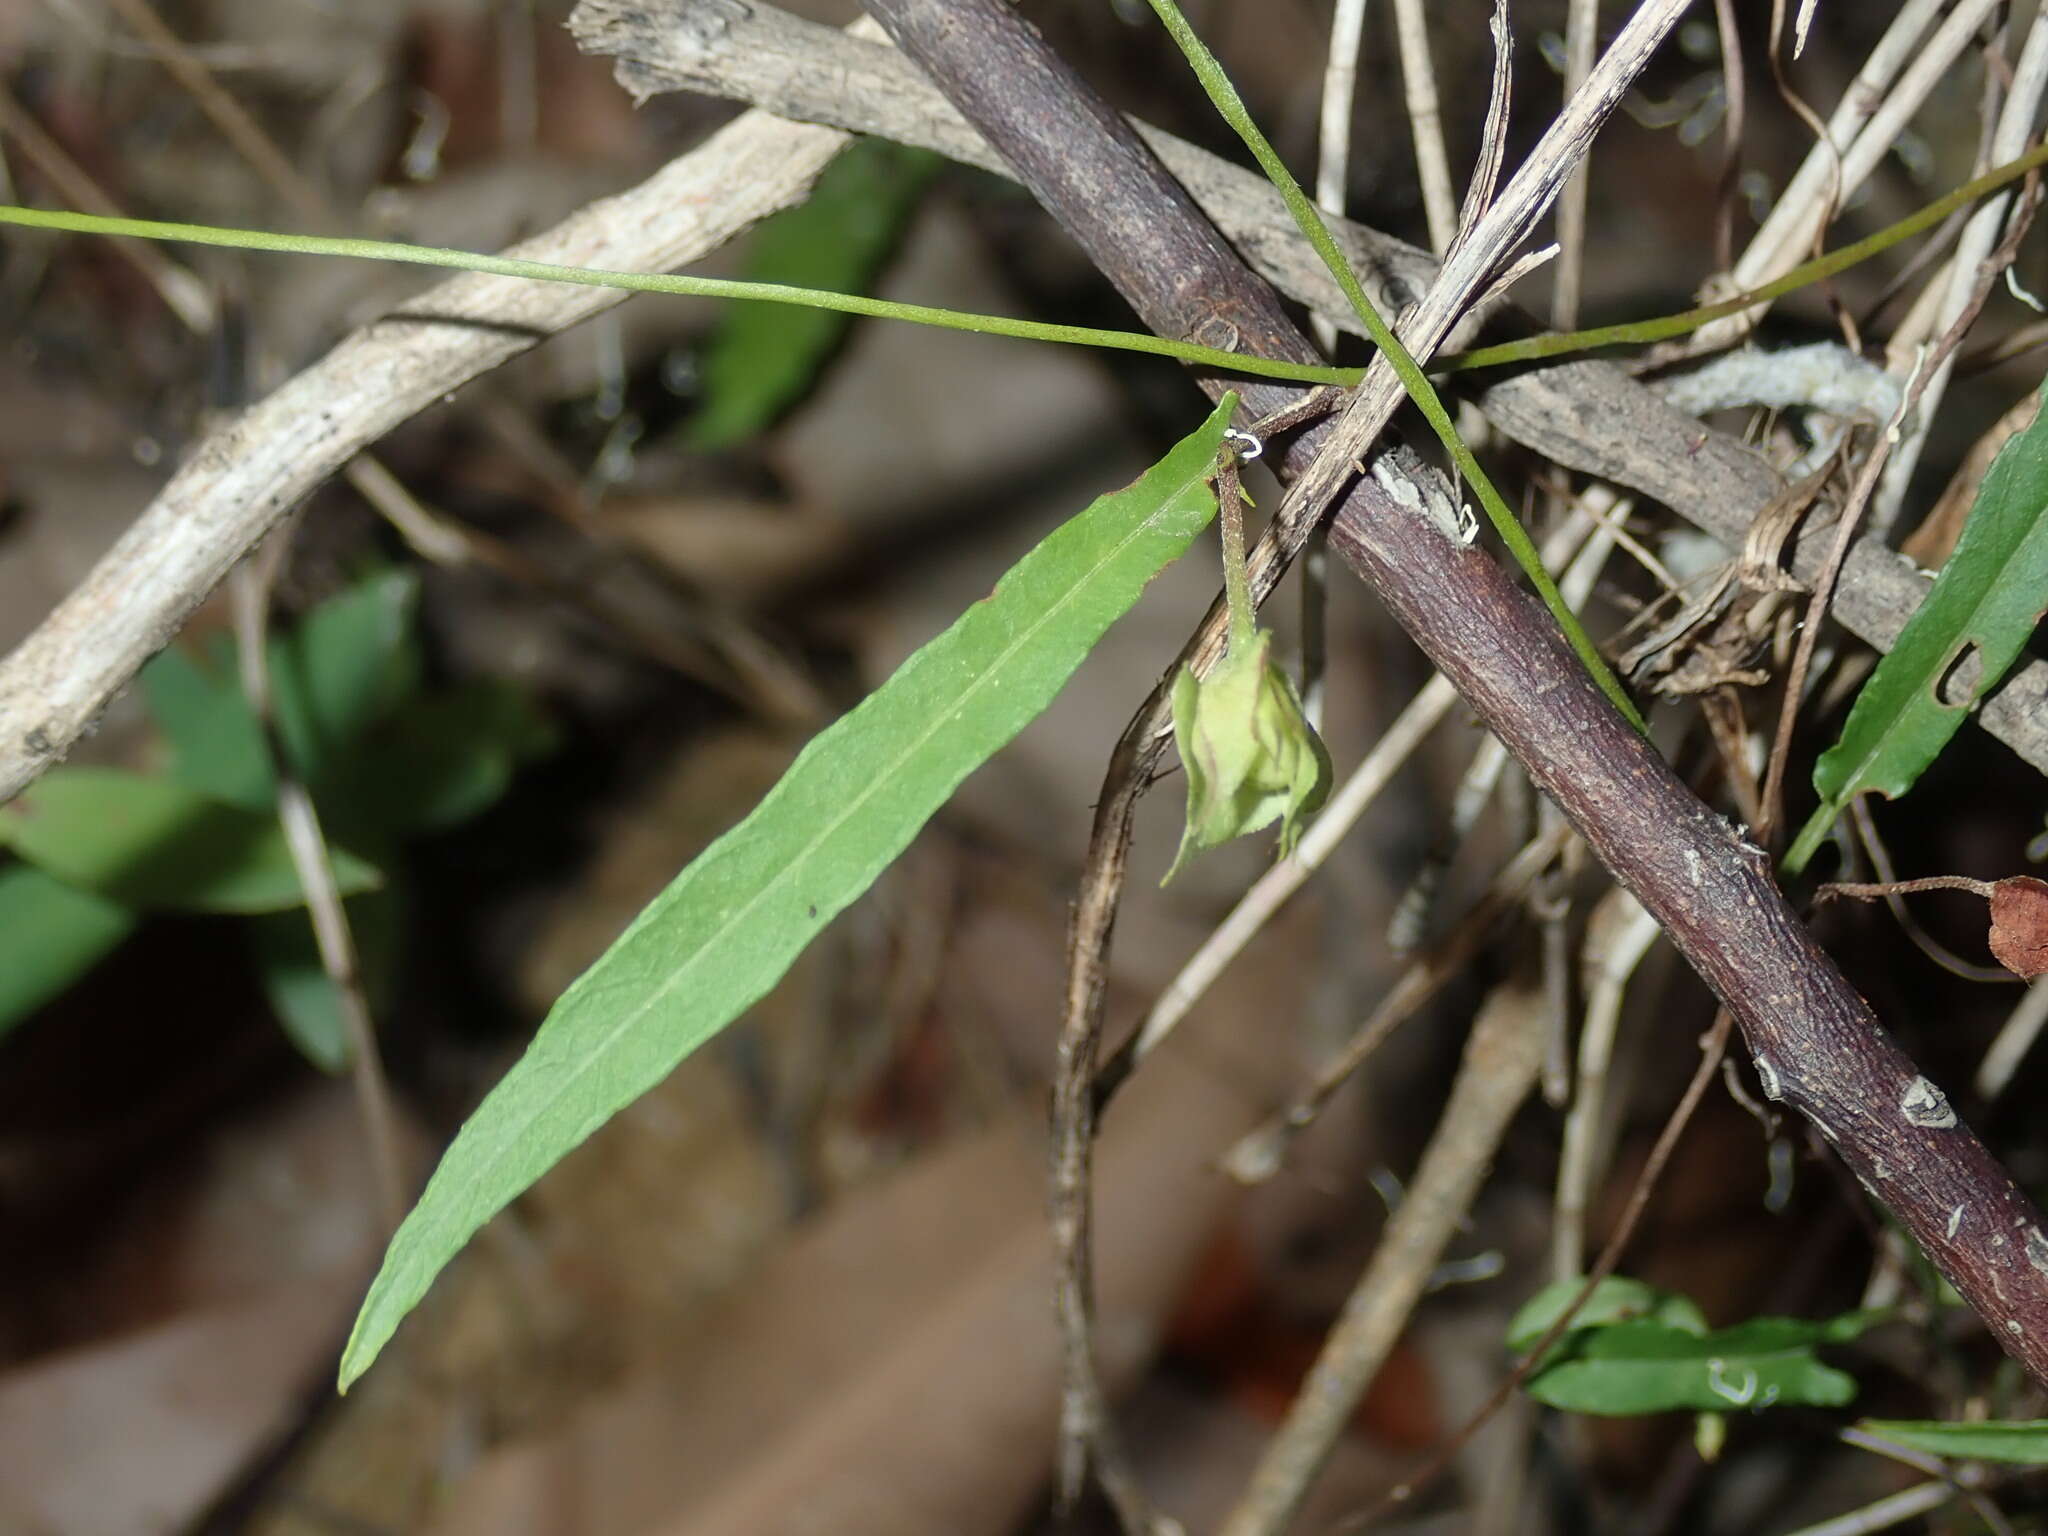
229, 538, 407, 1234
1218, 977, 1551, 1536
1350, 1012, 1736, 1527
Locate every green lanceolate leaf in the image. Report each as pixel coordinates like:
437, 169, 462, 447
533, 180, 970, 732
1522, 1311, 1879, 1416
1162, 627, 1330, 882
1854, 1419, 2048, 1465
337, 399, 1237, 1389
690, 139, 939, 449
0, 769, 382, 913
0, 862, 135, 1038
1786, 384, 2048, 873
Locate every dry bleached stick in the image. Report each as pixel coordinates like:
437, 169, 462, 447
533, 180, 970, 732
0, 78, 862, 803
570, 0, 2048, 777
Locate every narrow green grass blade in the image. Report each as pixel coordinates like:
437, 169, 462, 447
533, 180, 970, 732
1854, 1420, 2048, 1465
337, 399, 1237, 1388
1786, 384, 2048, 872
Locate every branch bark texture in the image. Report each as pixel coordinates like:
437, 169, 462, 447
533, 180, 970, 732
857, 0, 2048, 1424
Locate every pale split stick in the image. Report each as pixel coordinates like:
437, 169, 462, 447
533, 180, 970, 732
1700, 0, 1999, 349
1550, 0, 1599, 330
0, 102, 857, 803
1977, 976, 2048, 1102
1310, 0, 1370, 355
1552, 883, 1663, 1279
1871, 4, 2048, 539
1216, 977, 1549, 1536
1303, 0, 1371, 723
229, 539, 407, 1233
1391, 0, 1458, 256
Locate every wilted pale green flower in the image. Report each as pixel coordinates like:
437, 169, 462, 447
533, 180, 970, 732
1162, 626, 1331, 884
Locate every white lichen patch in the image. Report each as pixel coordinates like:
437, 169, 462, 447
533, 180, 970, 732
2027, 1226, 2048, 1276
1753, 1056, 1782, 1101
1899, 1076, 1957, 1129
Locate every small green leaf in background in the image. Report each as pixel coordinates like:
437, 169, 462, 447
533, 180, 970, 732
1521, 1309, 1880, 1416
249, 890, 401, 1073
140, 642, 274, 810
1786, 380, 2048, 872
326, 679, 559, 839
1854, 1419, 2048, 1464
139, 568, 422, 809
0, 769, 381, 913
0, 862, 135, 1041
687, 139, 940, 449
1506, 1276, 1709, 1355
271, 569, 421, 779
338, 399, 1236, 1389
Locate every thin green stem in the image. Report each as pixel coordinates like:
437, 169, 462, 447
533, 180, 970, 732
0, 203, 1356, 389
1444, 138, 2048, 372
1142, 0, 1648, 733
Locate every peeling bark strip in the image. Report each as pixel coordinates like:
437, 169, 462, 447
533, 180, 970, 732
856, 0, 2048, 1394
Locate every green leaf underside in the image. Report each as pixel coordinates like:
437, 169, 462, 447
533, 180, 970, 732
1855, 1419, 2048, 1464
1786, 383, 2048, 872
0, 769, 381, 913
690, 140, 939, 449
337, 400, 1236, 1388
0, 863, 135, 1040
1524, 1317, 1865, 1415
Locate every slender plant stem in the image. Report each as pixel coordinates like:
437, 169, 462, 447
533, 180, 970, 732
0, 202, 1353, 388
6, 131, 2045, 421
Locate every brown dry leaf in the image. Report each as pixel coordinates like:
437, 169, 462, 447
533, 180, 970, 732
1989, 876, 2048, 979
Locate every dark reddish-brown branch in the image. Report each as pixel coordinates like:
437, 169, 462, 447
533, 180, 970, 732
858, 0, 2048, 1464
